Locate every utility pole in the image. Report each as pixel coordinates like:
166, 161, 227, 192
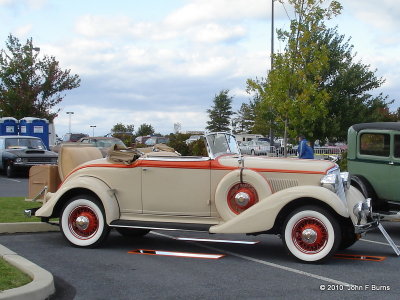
269, 0, 275, 153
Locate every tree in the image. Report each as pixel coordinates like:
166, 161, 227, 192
110, 123, 134, 146
136, 123, 155, 136
248, 0, 342, 150
206, 90, 233, 132
248, 0, 396, 147
0, 34, 80, 120
311, 27, 394, 142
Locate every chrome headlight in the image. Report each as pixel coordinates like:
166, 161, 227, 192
353, 198, 372, 225
15, 157, 23, 163
340, 172, 350, 189
320, 173, 337, 192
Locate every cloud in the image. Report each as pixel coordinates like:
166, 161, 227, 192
0, 0, 47, 10
164, 0, 269, 28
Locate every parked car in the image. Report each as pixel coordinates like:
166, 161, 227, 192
0, 136, 58, 177
144, 136, 169, 146
62, 133, 89, 142
240, 140, 271, 155
26, 132, 377, 262
78, 137, 126, 157
348, 122, 400, 216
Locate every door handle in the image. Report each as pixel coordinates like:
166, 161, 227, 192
142, 168, 148, 171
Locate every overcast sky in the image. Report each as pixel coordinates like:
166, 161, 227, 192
1, 0, 399, 137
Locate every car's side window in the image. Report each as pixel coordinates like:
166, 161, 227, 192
394, 135, 400, 158
360, 133, 390, 157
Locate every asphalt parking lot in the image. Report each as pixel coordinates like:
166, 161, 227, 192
0, 174, 28, 197
1, 222, 400, 299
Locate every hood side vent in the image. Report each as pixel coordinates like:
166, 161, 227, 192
267, 178, 298, 193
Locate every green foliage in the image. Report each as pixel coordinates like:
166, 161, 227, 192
111, 123, 134, 146
0, 258, 31, 292
206, 90, 233, 132
0, 34, 80, 121
247, 0, 395, 144
189, 138, 208, 156
166, 133, 208, 156
136, 123, 155, 137
167, 133, 191, 155
310, 27, 395, 142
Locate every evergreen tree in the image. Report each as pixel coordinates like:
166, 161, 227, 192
206, 90, 233, 132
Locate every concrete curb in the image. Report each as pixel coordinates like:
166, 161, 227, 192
0, 244, 55, 300
0, 222, 59, 234
0, 223, 59, 299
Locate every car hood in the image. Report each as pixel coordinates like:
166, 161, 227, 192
5, 149, 58, 157
217, 155, 336, 174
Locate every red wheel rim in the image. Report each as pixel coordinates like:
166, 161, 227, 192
227, 183, 259, 214
291, 217, 328, 254
68, 205, 99, 240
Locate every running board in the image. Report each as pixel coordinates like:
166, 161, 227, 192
110, 220, 212, 233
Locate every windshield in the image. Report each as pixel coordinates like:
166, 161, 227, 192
5, 138, 46, 150
206, 133, 240, 158
95, 139, 125, 148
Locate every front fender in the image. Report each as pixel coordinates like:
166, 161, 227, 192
35, 175, 120, 224
210, 185, 349, 234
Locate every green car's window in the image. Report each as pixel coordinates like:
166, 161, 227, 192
360, 133, 390, 157
394, 135, 400, 158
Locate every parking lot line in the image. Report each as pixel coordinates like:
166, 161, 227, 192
128, 249, 225, 259
361, 238, 400, 248
175, 237, 259, 244
151, 232, 352, 286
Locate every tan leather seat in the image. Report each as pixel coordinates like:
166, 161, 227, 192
58, 145, 103, 181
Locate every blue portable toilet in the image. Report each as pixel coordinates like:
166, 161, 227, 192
0, 117, 18, 135
19, 117, 50, 149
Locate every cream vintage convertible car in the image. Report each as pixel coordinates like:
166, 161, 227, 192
26, 132, 377, 262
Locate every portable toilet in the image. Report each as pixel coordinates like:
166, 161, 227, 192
19, 117, 50, 149
0, 117, 18, 135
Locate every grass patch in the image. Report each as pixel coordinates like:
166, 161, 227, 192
0, 197, 42, 223
0, 257, 32, 291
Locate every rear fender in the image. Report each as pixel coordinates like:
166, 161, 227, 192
35, 176, 120, 224
210, 185, 348, 234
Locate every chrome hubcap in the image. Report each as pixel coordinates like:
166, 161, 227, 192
235, 192, 250, 207
301, 228, 317, 244
75, 216, 90, 231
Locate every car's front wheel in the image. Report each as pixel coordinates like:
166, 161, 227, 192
282, 206, 341, 262
6, 162, 15, 178
60, 195, 110, 247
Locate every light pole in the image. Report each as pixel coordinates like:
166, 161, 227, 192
66, 112, 74, 133
90, 125, 96, 137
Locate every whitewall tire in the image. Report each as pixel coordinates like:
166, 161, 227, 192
60, 195, 110, 247
282, 206, 341, 262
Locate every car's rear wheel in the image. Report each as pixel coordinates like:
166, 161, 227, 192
251, 149, 255, 156
282, 206, 341, 262
60, 195, 110, 247
115, 228, 150, 238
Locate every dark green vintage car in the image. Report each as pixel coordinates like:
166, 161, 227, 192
348, 122, 400, 214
